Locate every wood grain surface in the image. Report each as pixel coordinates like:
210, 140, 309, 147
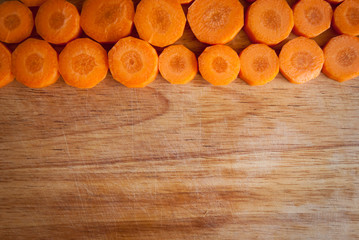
1, 0, 359, 239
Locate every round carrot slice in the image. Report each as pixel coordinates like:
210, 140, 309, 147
187, 0, 244, 45
35, 0, 81, 45
159, 45, 198, 84
279, 37, 324, 84
134, 0, 186, 47
20, 0, 48, 7
81, 0, 134, 43
333, 0, 359, 36
108, 37, 158, 88
245, 0, 294, 46
0, 42, 14, 88
0, 1, 33, 44
12, 38, 59, 88
239, 44, 279, 86
59, 38, 108, 89
293, 0, 333, 38
199, 45, 240, 86
323, 35, 359, 82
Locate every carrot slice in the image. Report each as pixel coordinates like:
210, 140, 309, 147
0, 1, 33, 44
0, 42, 14, 88
12, 38, 59, 88
239, 44, 279, 86
108, 37, 158, 88
326, 0, 344, 4
20, 0, 48, 7
333, 0, 359, 36
180, 0, 193, 3
323, 34, 359, 82
198, 45, 240, 86
59, 38, 108, 89
134, 0, 186, 47
279, 37, 324, 84
35, 0, 80, 45
81, 0, 134, 43
293, 0, 333, 38
159, 45, 198, 84
187, 0, 244, 45
244, 0, 294, 46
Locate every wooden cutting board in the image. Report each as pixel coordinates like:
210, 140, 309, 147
1, 0, 359, 239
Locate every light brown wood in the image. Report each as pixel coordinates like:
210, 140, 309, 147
1, 0, 359, 239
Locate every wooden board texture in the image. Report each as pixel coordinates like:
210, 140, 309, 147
1, 0, 359, 239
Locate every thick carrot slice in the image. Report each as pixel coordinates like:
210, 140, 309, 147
0, 1, 33, 44
293, 0, 333, 38
159, 45, 198, 84
187, 0, 244, 45
81, 0, 134, 43
134, 0, 186, 47
198, 45, 240, 86
245, 0, 294, 46
279, 37, 324, 84
0, 42, 14, 88
239, 44, 279, 86
108, 37, 158, 88
59, 38, 108, 89
12, 38, 59, 88
333, 0, 359, 36
20, 0, 48, 7
35, 0, 80, 45
323, 34, 359, 82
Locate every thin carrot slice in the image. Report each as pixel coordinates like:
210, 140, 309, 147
12, 38, 59, 88
245, 0, 294, 46
35, 0, 80, 45
108, 37, 158, 88
59, 38, 108, 89
0, 42, 14, 88
333, 0, 359, 36
81, 0, 134, 43
159, 45, 198, 84
20, 0, 48, 7
279, 37, 324, 84
323, 34, 359, 82
293, 0, 333, 38
134, 0, 186, 47
239, 44, 279, 86
187, 0, 244, 45
0, 1, 33, 44
198, 45, 240, 86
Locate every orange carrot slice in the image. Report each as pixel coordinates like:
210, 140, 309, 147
159, 45, 197, 84
279, 36, 324, 84
239, 44, 279, 86
245, 0, 294, 46
12, 38, 59, 88
187, 0, 244, 45
20, 0, 48, 7
35, 0, 81, 45
0, 1, 33, 44
326, 0, 344, 4
180, 0, 193, 3
59, 38, 108, 89
108, 37, 158, 88
199, 45, 240, 86
81, 0, 134, 43
333, 0, 359, 36
134, 0, 186, 47
293, 0, 333, 38
0, 42, 14, 88
323, 34, 359, 82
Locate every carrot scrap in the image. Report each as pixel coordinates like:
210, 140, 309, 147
323, 34, 359, 82
12, 38, 59, 88
108, 37, 158, 88
0, 1, 33, 44
279, 36, 324, 84
199, 45, 240, 86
